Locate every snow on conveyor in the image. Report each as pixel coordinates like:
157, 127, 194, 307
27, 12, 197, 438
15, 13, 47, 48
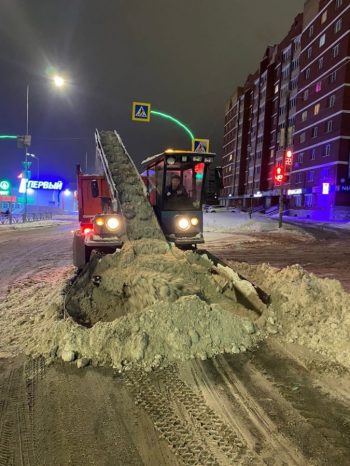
96, 130, 164, 241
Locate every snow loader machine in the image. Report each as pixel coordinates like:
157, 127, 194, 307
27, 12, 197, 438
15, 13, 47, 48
73, 130, 218, 268
72, 130, 269, 312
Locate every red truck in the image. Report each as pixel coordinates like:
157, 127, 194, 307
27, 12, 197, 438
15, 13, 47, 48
73, 165, 125, 269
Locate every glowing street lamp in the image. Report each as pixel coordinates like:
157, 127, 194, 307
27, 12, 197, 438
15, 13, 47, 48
53, 75, 65, 88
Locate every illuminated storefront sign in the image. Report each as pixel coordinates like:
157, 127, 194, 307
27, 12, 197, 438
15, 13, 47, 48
0, 179, 11, 196
287, 188, 303, 195
322, 182, 330, 195
19, 179, 63, 193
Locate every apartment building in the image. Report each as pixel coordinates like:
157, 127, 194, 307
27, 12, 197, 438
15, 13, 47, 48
221, 0, 350, 219
290, 0, 350, 217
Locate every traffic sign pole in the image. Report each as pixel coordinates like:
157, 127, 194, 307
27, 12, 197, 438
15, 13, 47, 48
278, 186, 283, 229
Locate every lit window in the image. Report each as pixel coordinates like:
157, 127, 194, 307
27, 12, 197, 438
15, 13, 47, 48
303, 89, 309, 101
319, 34, 326, 47
321, 10, 327, 24
329, 94, 336, 107
305, 68, 311, 79
335, 19, 342, 33
312, 126, 318, 138
300, 132, 306, 143
315, 81, 322, 93
314, 104, 320, 115
324, 144, 331, 156
274, 84, 279, 94
318, 57, 324, 69
307, 47, 312, 59
311, 149, 316, 160
326, 120, 333, 132
270, 149, 275, 158
302, 111, 308, 122
333, 44, 340, 57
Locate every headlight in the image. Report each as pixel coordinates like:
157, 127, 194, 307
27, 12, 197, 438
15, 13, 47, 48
190, 217, 199, 226
95, 217, 104, 226
178, 217, 190, 230
106, 217, 119, 230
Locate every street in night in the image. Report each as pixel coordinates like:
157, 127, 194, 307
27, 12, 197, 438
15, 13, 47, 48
1, 1, 350, 465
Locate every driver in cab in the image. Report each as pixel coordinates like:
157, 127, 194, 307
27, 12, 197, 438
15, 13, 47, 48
165, 174, 188, 199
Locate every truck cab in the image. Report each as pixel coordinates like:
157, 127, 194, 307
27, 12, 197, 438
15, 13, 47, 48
141, 149, 215, 248
73, 166, 125, 269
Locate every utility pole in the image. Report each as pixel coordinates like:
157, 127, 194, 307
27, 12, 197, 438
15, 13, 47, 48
278, 185, 283, 228
24, 84, 29, 222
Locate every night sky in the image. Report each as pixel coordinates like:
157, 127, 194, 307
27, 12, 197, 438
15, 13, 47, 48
0, 0, 304, 187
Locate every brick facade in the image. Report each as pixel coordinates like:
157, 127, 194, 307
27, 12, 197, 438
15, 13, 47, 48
221, 0, 350, 219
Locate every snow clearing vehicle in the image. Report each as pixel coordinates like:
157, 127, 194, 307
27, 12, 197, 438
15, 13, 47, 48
73, 131, 215, 268
140, 149, 215, 248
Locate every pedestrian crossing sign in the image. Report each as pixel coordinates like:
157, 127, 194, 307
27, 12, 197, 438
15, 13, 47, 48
192, 138, 210, 153
132, 101, 151, 122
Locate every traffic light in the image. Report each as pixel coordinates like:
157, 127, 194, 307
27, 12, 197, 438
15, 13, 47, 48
194, 162, 205, 179
273, 165, 285, 184
285, 149, 293, 167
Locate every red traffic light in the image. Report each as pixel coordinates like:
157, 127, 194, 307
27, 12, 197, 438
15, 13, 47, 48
194, 162, 205, 174
273, 165, 285, 184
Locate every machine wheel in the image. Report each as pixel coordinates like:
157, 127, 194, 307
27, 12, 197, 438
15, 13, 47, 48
177, 244, 197, 251
73, 231, 91, 269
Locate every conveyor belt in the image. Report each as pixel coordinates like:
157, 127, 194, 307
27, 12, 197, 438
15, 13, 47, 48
95, 130, 164, 241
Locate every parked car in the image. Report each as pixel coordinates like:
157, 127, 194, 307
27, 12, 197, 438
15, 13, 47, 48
204, 205, 235, 213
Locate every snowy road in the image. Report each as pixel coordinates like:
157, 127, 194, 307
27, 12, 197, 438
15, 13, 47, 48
204, 222, 350, 291
1, 219, 350, 465
1, 341, 350, 465
0, 220, 76, 298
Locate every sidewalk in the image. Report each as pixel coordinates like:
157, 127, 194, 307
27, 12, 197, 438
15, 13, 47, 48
274, 214, 350, 230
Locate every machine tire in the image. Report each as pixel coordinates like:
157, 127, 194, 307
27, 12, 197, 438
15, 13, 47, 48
73, 231, 90, 269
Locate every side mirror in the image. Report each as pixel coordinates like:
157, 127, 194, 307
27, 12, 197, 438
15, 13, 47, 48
91, 180, 99, 198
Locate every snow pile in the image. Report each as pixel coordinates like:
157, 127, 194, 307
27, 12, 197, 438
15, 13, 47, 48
38, 238, 261, 370
65, 239, 263, 326
27, 295, 258, 371
0, 239, 263, 370
230, 262, 350, 369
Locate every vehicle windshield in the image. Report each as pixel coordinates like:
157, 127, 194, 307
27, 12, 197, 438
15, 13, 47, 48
164, 163, 205, 211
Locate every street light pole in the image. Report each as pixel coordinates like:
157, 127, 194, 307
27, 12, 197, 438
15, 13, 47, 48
24, 84, 29, 222
22, 74, 66, 221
